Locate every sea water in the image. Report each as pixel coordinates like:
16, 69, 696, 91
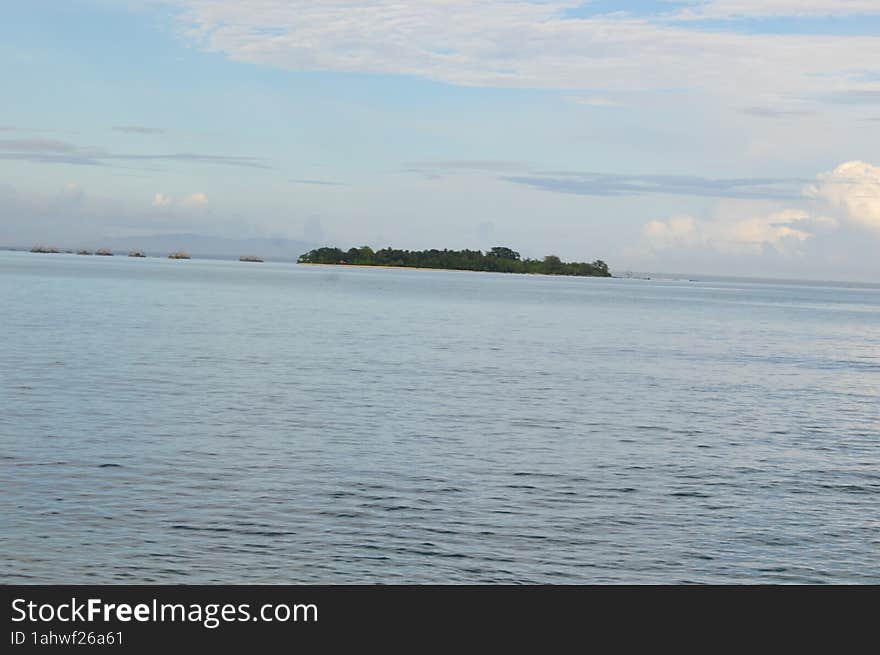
1, 251, 878, 583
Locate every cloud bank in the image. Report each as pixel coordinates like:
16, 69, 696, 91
165, 0, 880, 105
409, 160, 806, 200
0, 182, 219, 248
806, 161, 880, 232
676, 0, 880, 19
638, 160, 879, 259
503, 171, 805, 200
0, 138, 269, 169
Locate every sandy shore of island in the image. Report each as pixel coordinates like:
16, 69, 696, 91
296, 262, 616, 278
296, 262, 502, 273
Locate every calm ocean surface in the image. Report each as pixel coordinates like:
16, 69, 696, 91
1, 250, 878, 583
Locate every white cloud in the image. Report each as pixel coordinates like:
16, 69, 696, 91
678, 1, 880, 19
164, 0, 880, 103
643, 215, 703, 249
152, 191, 208, 209
0, 183, 220, 247
806, 160, 880, 231
638, 160, 879, 258
716, 209, 813, 252
181, 191, 208, 208
152, 192, 172, 207
642, 209, 814, 255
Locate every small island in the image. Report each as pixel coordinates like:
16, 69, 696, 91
95, 249, 114, 256
168, 251, 191, 260
31, 246, 60, 254
298, 246, 611, 277
240, 255, 264, 263
129, 250, 146, 258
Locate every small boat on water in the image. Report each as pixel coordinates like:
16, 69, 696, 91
128, 250, 146, 258
168, 251, 191, 260
239, 255, 264, 263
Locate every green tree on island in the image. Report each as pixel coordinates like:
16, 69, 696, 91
298, 246, 611, 277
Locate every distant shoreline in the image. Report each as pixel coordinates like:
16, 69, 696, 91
6, 249, 611, 277
297, 262, 525, 274
296, 262, 617, 277
8, 248, 880, 287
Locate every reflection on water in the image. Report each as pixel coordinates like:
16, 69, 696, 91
1, 251, 878, 583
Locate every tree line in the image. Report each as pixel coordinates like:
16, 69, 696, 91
298, 246, 611, 277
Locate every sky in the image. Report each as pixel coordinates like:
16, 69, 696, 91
1, 0, 879, 279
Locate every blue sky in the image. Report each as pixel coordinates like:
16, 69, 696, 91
1, 0, 879, 278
